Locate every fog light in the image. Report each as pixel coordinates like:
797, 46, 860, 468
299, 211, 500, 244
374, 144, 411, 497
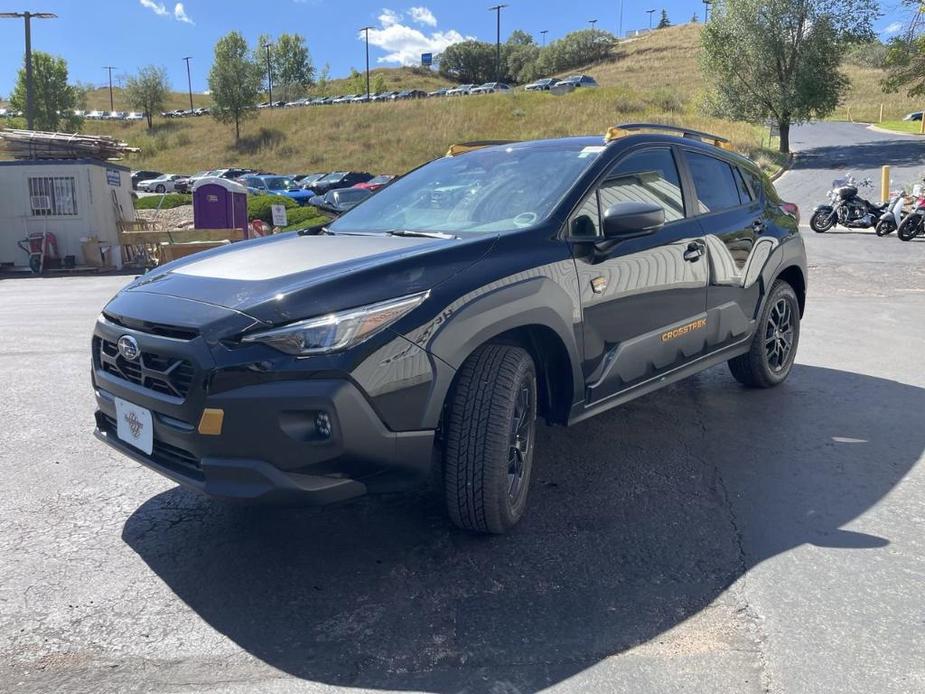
314, 412, 332, 439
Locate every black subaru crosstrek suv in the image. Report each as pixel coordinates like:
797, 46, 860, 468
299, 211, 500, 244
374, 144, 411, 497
92, 124, 806, 534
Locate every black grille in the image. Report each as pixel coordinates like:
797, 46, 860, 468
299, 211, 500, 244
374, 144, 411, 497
99, 413, 202, 480
95, 337, 196, 399
103, 312, 199, 340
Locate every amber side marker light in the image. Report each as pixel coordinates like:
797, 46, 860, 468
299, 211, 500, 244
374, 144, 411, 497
198, 408, 225, 436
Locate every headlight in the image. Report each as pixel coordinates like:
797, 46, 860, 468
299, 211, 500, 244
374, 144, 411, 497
241, 290, 430, 355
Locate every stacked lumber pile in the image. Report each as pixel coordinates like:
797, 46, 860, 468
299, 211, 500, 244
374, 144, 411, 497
0, 128, 139, 160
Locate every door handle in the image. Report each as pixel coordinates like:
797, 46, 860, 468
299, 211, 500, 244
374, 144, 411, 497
683, 242, 704, 262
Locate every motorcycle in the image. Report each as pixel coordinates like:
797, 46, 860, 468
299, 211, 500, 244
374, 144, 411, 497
875, 190, 908, 236
809, 175, 895, 233
897, 194, 925, 241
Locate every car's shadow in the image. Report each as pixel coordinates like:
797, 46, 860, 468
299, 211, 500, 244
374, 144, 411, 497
122, 365, 924, 691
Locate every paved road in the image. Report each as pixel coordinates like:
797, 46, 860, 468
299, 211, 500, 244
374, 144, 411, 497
1, 123, 923, 693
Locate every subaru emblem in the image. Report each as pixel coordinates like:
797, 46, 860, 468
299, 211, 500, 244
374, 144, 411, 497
117, 335, 140, 361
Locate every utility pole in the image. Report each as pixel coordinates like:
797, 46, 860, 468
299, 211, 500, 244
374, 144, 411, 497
262, 42, 273, 107
182, 56, 194, 112
360, 26, 374, 100
619, 0, 624, 38
540, 29, 548, 47
103, 66, 117, 111
0, 11, 57, 130
589, 19, 598, 31
703, 0, 712, 23
489, 4, 507, 83
647, 9, 656, 30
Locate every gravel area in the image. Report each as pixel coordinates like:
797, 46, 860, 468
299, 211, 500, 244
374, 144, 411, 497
134, 205, 195, 229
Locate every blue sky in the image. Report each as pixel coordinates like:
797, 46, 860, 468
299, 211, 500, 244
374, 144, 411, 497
0, 0, 910, 98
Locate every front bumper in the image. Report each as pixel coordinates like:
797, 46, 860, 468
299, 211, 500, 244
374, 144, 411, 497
94, 377, 435, 503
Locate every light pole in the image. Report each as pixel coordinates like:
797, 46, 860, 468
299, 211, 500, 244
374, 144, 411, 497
182, 56, 194, 112
703, 0, 712, 22
647, 9, 656, 30
103, 66, 117, 112
489, 4, 507, 83
262, 42, 273, 107
619, 0, 624, 37
0, 11, 57, 130
589, 19, 598, 31
540, 29, 548, 47
360, 26, 374, 100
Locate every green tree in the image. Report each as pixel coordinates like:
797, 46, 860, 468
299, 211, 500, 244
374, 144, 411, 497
349, 68, 366, 94
372, 72, 387, 94
701, 0, 877, 153
208, 31, 262, 143
658, 10, 672, 29
273, 33, 314, 102
316, 63, 331, 96
504, 30, 541, 83
124, 66, 170, 129
438, 41, 498, 84
9, 51, 79, 131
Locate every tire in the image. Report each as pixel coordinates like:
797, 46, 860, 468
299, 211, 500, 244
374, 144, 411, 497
875, 219, 896, 236
155, 184, 166, 193
809, 209, 835, 232
728, 280, 800, 388
898, 214, 923, 241
443, 344, 537, 534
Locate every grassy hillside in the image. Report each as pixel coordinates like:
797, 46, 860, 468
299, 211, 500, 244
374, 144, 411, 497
74, 23, 917, 176
319, 66, 453, 96
82, 86, 212, 112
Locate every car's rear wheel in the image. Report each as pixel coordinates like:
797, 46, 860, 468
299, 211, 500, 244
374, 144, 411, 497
728, 280, 800, 388
443, 344, 536, 534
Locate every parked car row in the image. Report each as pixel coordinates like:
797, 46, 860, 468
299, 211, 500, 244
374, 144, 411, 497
160, 107, 210, 118
83, 110, 146, 120
132, 166, 397, 215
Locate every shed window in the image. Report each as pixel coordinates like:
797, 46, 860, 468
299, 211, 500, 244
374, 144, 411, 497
29, 176, 78, 216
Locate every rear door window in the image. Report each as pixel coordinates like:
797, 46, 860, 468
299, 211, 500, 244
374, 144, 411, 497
686, 151, 744, 214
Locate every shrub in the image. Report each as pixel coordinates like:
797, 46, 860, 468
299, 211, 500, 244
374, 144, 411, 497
281, 206, 329, 231
134, 193, 192, 209
248, 194, 297, 223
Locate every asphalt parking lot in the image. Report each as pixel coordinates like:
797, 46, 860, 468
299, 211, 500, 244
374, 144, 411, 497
1, 123, 923, 694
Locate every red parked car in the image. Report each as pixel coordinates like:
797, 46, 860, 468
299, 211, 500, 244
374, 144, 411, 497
353, 174, 396, 192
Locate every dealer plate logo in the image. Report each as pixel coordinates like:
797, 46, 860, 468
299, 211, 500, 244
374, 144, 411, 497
117, 335, 140, 361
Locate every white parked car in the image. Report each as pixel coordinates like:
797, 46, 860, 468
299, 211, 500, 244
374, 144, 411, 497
137, 174, 185, 193
125, 112, 145, 121
85, 110, 105, 120
469, 82, 512, 95
446, 84, 476, 96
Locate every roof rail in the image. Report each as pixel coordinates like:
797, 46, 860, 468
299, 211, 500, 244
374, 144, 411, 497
604, 123, 733, 150
446, 140, 520, 157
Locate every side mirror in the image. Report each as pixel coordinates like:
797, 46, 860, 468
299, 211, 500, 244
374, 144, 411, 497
602, 201, 665, 239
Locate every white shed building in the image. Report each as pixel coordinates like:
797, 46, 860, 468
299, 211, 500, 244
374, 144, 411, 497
0, 158, 135, 269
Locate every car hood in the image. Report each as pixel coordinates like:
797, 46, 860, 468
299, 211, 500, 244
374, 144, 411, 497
121, 231, 497, 325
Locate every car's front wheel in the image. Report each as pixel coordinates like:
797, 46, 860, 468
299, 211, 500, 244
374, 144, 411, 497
155, 184, 166, 193
443, 344, 537, 534
728, 280, 800, 388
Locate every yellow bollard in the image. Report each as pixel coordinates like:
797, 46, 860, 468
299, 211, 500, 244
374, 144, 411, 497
881, 165, 891, 203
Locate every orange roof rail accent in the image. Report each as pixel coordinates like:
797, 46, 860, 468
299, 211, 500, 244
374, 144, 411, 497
446, 140, 520, 157
605, 123, 733, 150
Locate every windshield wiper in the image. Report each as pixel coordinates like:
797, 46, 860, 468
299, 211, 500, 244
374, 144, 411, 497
387, 229, 458, 240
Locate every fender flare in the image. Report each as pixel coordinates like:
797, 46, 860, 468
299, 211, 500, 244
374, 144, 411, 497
420, 276, 584, 427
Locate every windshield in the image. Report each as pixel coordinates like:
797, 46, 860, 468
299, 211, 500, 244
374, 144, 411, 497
328, 142, 601, 235
320, 172, 348, 183
265, 177, 293, 190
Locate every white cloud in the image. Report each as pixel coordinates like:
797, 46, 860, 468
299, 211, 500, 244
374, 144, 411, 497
139, 0, 169, 17
883, 21, 903, 35
139, 0, 192, 24
409, 6, 437, 27
364, 7, 472, 66
174, 2, 193, 23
